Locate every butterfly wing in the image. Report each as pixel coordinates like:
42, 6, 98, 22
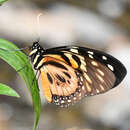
40, 46, 126, 107
40, 56, 83, 107
45, 46, 127, 87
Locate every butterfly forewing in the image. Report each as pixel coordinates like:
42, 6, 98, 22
45, 46, 126, 87
82, 57, 116, 95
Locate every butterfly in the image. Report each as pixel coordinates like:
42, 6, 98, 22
29, 41, 127, 107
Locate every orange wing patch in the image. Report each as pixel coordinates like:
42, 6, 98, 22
41, 56, 79, 98
64, 53, 79, 68
69, 58, 78, 68
44, 54, 79, 69
44, 54, 66, 63
40, 68, 52, 103
42, 57, 78, 96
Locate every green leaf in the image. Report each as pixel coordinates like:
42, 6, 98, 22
0, 83, 20, 97
0, 38, 41, 130
0, 0, 8, 5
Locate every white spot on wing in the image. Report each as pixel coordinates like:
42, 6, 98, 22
84, 74, 92, 84
97, 69, 104, 76
77, 55, 85, 61
96, 73, 104, 83
88, 51, 94, 55
64, 53, 72, 59
82, 86, 85, 90
61, 100, 65, 104
73, 97, 77, 100
88, 54, 94, 59
81, 60, 86, 65
100, 85, 105, 91
80, 64, 87, 72
107, 64, 114, 71
70, 48, 78, 53
79, 93, 82, 97
68, 100, 71, 103
96, 89, 100, 93
80, 76, 84, 81
55, 99, 59, 103
91, 61, 98, 66
102, 56, 107, 60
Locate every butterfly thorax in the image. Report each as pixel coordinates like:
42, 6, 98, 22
29, 42, 45, 70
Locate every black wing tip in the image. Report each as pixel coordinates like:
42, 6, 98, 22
114, 62, 127, 87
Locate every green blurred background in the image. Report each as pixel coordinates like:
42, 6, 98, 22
0, 0, 130, 130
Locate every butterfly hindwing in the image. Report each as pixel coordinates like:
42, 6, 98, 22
40, 56, 87, 107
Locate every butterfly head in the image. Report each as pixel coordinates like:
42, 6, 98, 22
32, 41, 44, 51
32, 41, 39, 50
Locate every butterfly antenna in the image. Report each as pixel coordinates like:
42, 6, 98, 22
36, 13, 43, 41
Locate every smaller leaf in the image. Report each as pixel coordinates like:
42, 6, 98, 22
0, 83, 20, 97
0, 0, 8, 5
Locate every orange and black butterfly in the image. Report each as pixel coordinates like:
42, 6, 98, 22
29, 41, 127, 107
